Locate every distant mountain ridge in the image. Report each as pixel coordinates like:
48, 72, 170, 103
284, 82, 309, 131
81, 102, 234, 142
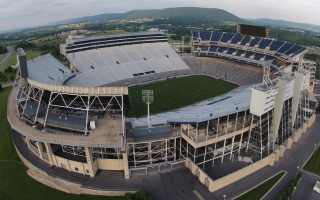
252, 18, 320, 33
52, 7, 320, 33
125, 7, 242, 22
56, 7, 243, 25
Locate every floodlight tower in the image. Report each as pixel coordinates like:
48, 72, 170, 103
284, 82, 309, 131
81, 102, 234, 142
142, 90, 154, 129
298, 56, 305, 73
263, 61, 273, 89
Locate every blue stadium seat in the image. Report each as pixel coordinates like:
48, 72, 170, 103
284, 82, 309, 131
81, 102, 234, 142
265, 55, 276, 61
217, 47, 228, 53
285, 45, 303, 56
200, 32, 211, 41
236, 50, 245, 56
270, 40, 285, 51
278, 42, 294, 54
211, 32, 223, 41
240, 35, 251, 45
254, 53, 265, 60
249, 37, 262, 47
192, 32, 199, 40
200, 47, 208, 51
209, 46, 218, 52
291, 47, 305, 56
227, 48, 236, 54
258, 39, 272, 49
220, 33, 234, 43
230, 33, 243, 44
245, 52, 254, 58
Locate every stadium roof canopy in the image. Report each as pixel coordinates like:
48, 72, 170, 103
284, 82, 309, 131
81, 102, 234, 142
129, 86, 252, 127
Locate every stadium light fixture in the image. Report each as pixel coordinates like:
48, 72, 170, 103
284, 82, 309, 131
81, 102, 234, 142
142, 90, 154, 129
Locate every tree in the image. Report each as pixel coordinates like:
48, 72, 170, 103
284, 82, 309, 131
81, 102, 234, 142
125, 191, 152, 200
0, 45, 7, 54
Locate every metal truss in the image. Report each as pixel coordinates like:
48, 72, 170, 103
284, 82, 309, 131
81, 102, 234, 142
127, 137, 179, 169
62, 145, 86, 158
43, 91, 125, 135
91, 147, 123, 160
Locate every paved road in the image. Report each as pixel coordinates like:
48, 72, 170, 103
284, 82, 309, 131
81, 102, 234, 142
294, 170, 320, 200
0, 46, 14, 70
210, 117, 320, 200
1, 82, 13, 88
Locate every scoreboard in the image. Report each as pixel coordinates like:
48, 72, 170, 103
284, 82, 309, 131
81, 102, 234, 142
237, 24, 270, 38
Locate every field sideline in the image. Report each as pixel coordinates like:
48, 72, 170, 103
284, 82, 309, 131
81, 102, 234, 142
127, 75, 237, 117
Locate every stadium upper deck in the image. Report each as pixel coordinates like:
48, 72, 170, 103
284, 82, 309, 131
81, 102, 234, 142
63, 32, 168, 53
59, 32, 190, 87
192, 31, 307, 69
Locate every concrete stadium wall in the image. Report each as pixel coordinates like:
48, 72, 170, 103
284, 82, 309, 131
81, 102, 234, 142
14, 144, 136, 196
51, 155, 93, 176
97, 159, 124, 171
185, 159, 214, 191
185, 151, 278, 193
209, 155, 276, 192
185, 114, 316, 193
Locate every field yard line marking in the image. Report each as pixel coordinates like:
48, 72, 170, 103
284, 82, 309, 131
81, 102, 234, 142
231, 170, 287, 200
193, 190, 205, 200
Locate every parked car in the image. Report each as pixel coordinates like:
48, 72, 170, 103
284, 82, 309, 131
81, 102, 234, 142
313, 181, 320, 194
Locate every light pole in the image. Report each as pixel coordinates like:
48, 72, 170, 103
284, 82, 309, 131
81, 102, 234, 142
222, 194, 226, 200
142, 90, 154, 130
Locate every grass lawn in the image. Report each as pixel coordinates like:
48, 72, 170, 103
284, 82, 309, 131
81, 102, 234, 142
127, 75, 237, 117
0, 88, 130, 200
0, 50, 44, 83
235, 171, 286, 200
26, 50, 43, 60
304, 146, 320, 175
0, 53, 5, 62
1, 50, 43, 69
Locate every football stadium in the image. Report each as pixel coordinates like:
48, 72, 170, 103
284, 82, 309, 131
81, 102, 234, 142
7, 30, 318, 194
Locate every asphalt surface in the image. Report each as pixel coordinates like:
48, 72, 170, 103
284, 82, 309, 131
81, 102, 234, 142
211, 117, 320, 200
294, 170, 320, 200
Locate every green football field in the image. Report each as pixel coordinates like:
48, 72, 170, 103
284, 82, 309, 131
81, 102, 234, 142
127, 75, 237, 117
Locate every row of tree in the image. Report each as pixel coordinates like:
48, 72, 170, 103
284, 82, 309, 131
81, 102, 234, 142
0, 45, 7, 54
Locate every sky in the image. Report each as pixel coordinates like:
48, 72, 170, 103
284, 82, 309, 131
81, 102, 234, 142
0, 0, 319, 32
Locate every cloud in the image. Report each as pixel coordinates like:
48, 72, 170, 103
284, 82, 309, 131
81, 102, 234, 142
0, 0, 319, 32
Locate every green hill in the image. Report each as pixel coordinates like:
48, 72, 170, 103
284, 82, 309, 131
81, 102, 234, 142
56, 7, 243, 25
126, 7, 242, 23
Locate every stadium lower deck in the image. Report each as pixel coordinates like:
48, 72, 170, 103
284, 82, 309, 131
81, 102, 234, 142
7, 32, 318, 194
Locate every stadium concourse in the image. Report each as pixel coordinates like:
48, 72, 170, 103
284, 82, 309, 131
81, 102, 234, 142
6, 31, 319, 197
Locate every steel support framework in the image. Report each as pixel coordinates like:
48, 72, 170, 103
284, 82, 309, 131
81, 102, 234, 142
42, 91, 125, 136
127, 137, 180, 170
